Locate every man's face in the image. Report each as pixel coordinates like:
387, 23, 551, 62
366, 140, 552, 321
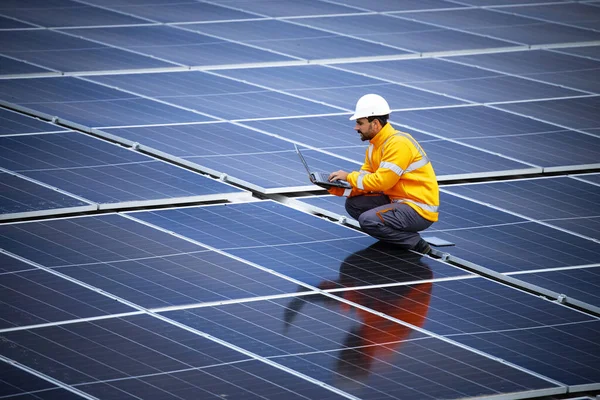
354, 118, 378, 141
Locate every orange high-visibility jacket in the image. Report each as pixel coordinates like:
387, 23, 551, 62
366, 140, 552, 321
331, 123, 439, 222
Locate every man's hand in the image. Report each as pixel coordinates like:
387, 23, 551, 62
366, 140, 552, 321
329, 170, 349, 182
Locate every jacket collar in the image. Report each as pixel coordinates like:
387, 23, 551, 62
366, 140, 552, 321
370, 122, 395, 147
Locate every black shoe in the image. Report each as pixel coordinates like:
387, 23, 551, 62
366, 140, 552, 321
413, 239, 431, 255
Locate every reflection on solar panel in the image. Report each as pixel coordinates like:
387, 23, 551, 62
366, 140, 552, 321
2, 0, 600, 398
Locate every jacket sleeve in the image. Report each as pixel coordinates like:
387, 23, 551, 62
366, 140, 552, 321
346, 138, 413, 192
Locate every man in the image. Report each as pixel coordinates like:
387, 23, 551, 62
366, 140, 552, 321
328, 94, 439, 254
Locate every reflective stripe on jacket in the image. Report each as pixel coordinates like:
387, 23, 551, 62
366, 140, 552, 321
343, 123, 439, 222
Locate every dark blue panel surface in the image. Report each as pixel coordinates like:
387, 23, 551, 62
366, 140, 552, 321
496, 97, 600, 130
545, 216, 600, 241
467, 22, 600, 46
0, 214, 202, 267
0, 131, 243, 203
0, 30, 173, 72
294, 14, 512, 52
67, 26, 295, 65
422, 278, 593, 335
184, 149, 360, 190
0, 268, 134, 329
394, 7, 555, 29
0, 314, 248, 385
428, 221, 600, 273
164, 300, 558, 400
341, 58, 498, 84
452, 50, 600, 75
215, 64, 399, 90
0, 361, 83, 400
343, 0, 463, 12
131, 202, 364, 250
355, 29, 513, 53
0, 55, 51, 75
391, 105, 580, 139
0, 77, 214, 127
444, 178, 600, 220
327, 276, 600, 385
180, 19, 328, 42
103, 122, 289, 156
395, 8, 600, 45
186, 21, 410, 59
0, 15, 36, 28
427, 192, 526, 230
102, 2, 258, 23
459, 130, 600, 167
4, 4, 148, 27
213, 0, 359, 17
515, 267, 600, 307
58, 250, 305, 308
503, 3, 600, 28
407, 75, 584, 103
89, 71, 343, 120
0, 253, 35, 274
576, 173, 600, 185
0, 172, 90, 215
453, 321, 600, 386
227, 238, 469, 288
451, 50, 600, 92
79, 360, 348, 400
0, 109, 66, 136
556, 46, 600, 61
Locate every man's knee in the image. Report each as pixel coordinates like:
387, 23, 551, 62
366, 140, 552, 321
345, 197, 362, 220
358, 211, 379, 232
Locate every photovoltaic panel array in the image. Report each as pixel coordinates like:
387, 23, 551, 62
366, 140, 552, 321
1, 0, 600, 399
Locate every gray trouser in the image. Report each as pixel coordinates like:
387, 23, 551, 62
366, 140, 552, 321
345, 194, 433, 249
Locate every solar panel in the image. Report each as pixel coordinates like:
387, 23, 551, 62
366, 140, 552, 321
185, 20, 409, 59
1, 3, 148, 27
325, 275, 600, 387
0, 14, 36, 28
442, 177, 600, 234
216, 64, 466, 110
84, 1, 259, 23
0, 77, 214, 127
2, 1, 600, 399
65, 25, 297, 66
500, 3, 600, 30
0, 55, 52, 76
0, 108, 68, 136
300, 13, 515, 53
495, 96, 600, 131
341, 0, 464, 12
162, 297, 563, 399
88, 71, 345, 120
0, 131, 248, 209
556, 45, 600, 61
98, 123, 361, 193
205, 0, 360, 18
0, 361, 86, 400
393, 8, 600, 45
0, 172, 95, 220
0, 214, 310, 309
507, 266, 600, 309
0, 255, 134, 329
449, 50, 600, 93
0, 30, 173, 72
421, 216, 600, 273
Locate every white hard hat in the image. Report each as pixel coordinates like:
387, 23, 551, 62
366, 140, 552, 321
349, 94, 392, 120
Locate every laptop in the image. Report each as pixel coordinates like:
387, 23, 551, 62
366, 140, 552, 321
295, 145, 351, 189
